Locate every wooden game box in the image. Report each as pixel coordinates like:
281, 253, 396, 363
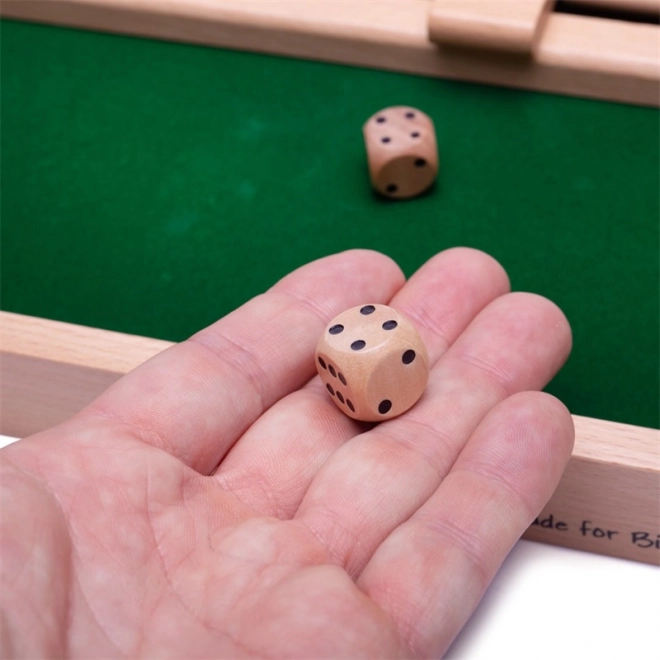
1, 0, 659, 565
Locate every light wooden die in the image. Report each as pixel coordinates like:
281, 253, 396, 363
363, 106, 438, 199
315, 304, 429, 421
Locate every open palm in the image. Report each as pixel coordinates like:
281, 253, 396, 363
1, 249, 574, 658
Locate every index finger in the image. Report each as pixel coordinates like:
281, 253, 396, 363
77, 250, 405, 474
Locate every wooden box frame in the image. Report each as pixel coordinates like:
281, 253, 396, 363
1, 0, 658, 564
1, 0, 659, 106
1, 312, 658, 565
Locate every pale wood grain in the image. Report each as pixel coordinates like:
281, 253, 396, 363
0, 312, 172, 437
1, 0, 658, 105
429, 0, 553, 54
524, 416, 659, 564
1, 311, 658, 563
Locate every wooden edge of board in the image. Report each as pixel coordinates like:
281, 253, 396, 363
0, 312, 172, 436
1, 311, 658, 564
428, 0, 553, 54
0, 310, 172, 372
0, 0, 658, 106
524, 415, 659, 564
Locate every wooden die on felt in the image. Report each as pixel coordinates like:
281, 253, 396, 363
363, 106, 438, 199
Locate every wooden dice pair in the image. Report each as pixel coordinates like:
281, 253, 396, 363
363, 106, 438, 199
316, 304, 429, 422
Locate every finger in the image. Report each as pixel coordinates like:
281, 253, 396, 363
78, 250, 405, 474
214, 248, 510, 516
295, 292, 572, 574
357, 392, 575, 658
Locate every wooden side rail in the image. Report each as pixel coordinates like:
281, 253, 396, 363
1, 0, 658, 106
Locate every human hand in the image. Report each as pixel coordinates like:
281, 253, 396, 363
1, 248, 574, 658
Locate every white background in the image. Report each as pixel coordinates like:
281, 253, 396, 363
2, 434, 658, 657
446, 537, 658, 658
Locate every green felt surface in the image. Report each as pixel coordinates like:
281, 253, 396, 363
1, 20, 659, 429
